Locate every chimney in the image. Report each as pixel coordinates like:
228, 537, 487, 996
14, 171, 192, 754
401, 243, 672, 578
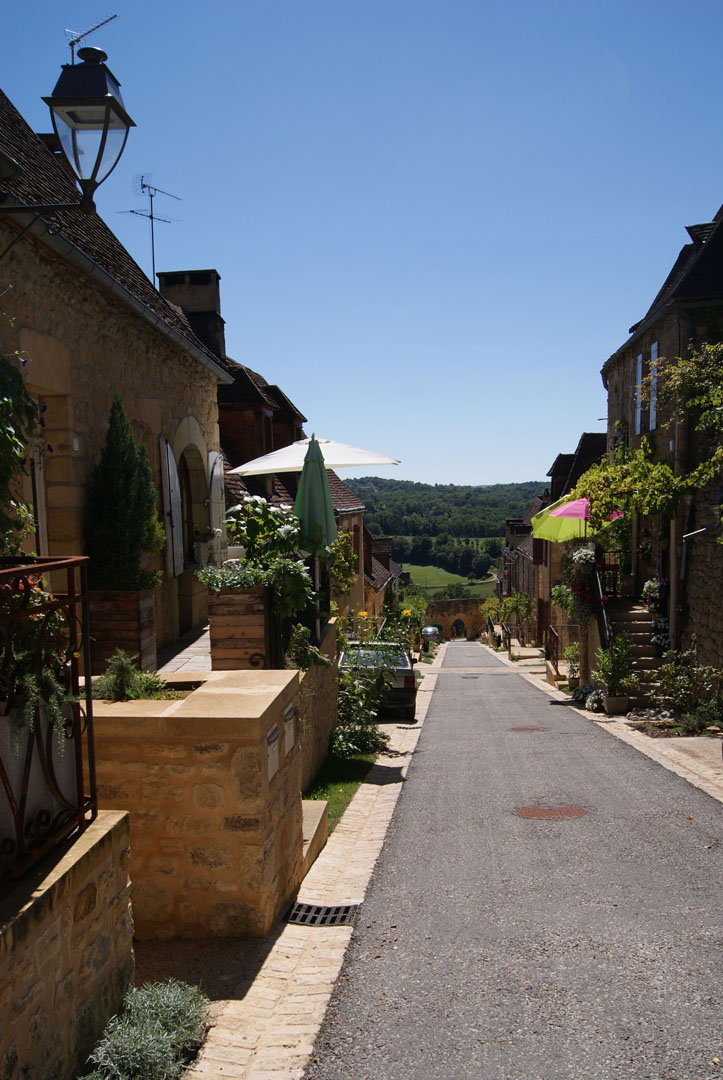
157, 269, 227, 359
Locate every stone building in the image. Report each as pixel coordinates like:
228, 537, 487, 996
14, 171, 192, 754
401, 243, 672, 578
601, 203, 723, 663
0, 89, 232, 657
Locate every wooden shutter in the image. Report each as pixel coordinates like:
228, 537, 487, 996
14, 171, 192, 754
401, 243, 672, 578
159, 437, 184, 578
207, 450, 227, 564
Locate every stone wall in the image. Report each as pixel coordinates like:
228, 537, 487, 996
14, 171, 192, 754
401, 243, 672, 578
682, 485, 723, 666
93, 670, 303, 938
298, 620, 338, 792
0, 811, 133, 1080
425, 598, 486, 640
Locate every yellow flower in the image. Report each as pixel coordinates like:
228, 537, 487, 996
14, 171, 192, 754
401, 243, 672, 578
358, 611, 368, 617
402, 609, 411, 617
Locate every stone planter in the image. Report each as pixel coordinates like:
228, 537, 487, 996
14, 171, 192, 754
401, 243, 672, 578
603, 694, 630, 715
89, 589, 156, 674
208, 586, 275, 669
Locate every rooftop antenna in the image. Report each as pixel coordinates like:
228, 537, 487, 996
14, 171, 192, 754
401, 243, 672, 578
64, 14, 118, 63
120, 174, 182, 282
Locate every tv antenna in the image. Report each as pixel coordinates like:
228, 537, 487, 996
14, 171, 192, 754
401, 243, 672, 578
64, 14, 118, 63
120, 174, 182, 282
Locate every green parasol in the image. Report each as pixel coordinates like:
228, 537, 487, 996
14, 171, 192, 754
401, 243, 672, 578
293, 435, 337, 640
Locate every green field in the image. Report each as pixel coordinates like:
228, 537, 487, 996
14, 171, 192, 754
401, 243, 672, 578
406, 564, 497, 598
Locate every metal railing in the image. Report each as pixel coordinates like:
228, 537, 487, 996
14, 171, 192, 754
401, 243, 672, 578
548, 625, 560, 675
594, 566, 611, 650
0, 556, 96, 892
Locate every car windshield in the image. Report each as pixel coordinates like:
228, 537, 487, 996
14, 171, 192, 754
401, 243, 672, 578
343, 646, 408, 668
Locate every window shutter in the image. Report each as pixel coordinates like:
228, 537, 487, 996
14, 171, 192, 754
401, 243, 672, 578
207, 450, 227, 563
159, 437, 184, 578
533, 538, 543, 566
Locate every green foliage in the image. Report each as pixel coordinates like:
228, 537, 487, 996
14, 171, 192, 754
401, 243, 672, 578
285, 623, 331, 671
225, 495, 303, 560
563, 641, 580, 679
345, 478, 544, 539
651, 650, 723, 715
678, 696, 723, 735
2, 577, 74, 753
592, 632, 639, 697
204, 497, 314, 619
397, 585, 427, 626
92, 649, 167, 701
572, 441, 682, 531
499, 592, 532, 625
0, 346, 39, 552
328, 529, 357, 598
332, 623, 392, 758
553, 545, 597, 626
81, 979, 209, 1080
85, 394, 164, 590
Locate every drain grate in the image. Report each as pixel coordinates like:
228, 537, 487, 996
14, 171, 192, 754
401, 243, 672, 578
515, 805, 588, 820
511, 726, 545, 732
287, 902, 358, 927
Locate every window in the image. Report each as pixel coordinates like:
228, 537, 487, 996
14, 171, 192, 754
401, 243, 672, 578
649, 342, 658, 431
634, 353, 643, 435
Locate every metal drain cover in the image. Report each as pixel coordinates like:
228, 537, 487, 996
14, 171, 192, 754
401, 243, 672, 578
514, 805, 588, 820
511, 726, 546, 732
287, 902, 358, 927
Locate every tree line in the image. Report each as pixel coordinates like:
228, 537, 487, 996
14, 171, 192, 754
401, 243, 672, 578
346, 477, 544, 539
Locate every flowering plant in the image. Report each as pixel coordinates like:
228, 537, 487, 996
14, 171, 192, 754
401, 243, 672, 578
196, 496, 313, 618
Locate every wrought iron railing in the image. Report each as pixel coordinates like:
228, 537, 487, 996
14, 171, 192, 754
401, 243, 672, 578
548, 625, 560, 675
0, 555, 96, 892
594, 567, 611, 650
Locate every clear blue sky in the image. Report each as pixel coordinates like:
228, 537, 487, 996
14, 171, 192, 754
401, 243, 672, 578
4, 1, 723, 486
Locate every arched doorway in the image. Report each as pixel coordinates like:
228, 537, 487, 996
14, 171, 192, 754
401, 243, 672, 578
451, 617, 466, 639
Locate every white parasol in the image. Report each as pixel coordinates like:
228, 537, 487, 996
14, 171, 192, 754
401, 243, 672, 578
229, 436, 400, 476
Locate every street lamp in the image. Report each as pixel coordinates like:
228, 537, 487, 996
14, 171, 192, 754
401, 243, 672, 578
1, 47, 135, 216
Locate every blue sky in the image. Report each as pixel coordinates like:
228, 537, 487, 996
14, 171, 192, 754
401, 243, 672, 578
4, 1, 723, 485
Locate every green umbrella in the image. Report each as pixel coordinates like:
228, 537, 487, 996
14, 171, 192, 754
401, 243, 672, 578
294, 436, 337, 641
293, 435, 337, 554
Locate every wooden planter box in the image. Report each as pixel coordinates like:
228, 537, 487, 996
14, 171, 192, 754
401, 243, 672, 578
89, 589, 156, 674
208, 586, 275, 669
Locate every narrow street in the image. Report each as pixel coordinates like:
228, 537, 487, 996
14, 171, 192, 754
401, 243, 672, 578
304, 641, 723, 1080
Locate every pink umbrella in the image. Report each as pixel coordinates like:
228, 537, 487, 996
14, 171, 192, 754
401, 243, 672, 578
549, 497, 591, 520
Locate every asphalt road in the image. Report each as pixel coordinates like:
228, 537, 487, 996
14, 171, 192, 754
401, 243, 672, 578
304, 641, 723, 1080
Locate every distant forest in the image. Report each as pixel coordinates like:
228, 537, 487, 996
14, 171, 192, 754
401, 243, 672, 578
345, 477, 545, 539
345, 477, 545, 581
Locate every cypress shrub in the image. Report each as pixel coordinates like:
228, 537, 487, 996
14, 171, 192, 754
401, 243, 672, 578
85, 393, 164, 589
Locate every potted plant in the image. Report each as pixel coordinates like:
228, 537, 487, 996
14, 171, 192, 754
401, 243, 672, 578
197, 496, 314, 669
85, 394, 165, 673
563, 641, 580, 689
592, 632, 640, 715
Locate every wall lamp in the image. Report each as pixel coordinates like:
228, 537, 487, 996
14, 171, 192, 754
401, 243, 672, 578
0, 47, 135, 217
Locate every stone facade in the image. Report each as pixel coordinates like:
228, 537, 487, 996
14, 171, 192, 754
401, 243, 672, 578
93, 670, 303, 939
0, 811, 133, 1080
681, 484, 723, 665
2, 242, 224, 651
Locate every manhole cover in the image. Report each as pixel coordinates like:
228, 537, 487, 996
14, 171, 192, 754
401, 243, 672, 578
511, 726, 546, 732
286, 902, 358, 927
514, 805, 588, 820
